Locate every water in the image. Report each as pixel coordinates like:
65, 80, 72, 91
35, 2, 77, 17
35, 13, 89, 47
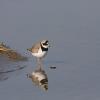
0, 0, 99, 100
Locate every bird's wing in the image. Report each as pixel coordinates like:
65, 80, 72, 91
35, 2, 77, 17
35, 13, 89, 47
31, 42, 41, 53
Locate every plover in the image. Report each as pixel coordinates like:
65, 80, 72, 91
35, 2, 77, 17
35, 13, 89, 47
27, 40, 50, 69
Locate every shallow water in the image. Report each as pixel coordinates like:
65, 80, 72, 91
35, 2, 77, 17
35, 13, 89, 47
0, 0, 99, 100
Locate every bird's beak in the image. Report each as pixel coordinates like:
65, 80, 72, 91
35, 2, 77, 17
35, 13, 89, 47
48, 41, 53, 48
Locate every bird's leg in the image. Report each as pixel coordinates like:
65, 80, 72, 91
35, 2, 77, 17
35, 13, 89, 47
36, 58, 43, 70
40, 57, 43, 68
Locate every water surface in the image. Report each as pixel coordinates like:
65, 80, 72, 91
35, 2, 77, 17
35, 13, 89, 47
0, 0, 99, 100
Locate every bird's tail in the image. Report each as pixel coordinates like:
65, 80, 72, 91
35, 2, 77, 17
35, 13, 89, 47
27, 48, 32, 52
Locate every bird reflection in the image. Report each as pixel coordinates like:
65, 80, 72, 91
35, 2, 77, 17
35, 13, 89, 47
0, 42, 28, 81
27, 68, 48, 91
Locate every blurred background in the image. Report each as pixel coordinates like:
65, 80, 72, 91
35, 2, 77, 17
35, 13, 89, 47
0, 0, 99, 100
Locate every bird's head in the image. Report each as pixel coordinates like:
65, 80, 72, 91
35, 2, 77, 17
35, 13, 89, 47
41, 40, 50, 48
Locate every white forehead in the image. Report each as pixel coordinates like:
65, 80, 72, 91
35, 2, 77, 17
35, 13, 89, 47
41, 40, 48, 44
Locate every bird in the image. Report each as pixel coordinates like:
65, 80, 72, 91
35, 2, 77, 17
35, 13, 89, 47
27, 40, 50, 69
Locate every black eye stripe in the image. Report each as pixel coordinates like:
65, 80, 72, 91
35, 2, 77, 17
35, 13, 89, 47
45, 40, 48, 44
40, 79, 48, 85
43, 43, 48, 45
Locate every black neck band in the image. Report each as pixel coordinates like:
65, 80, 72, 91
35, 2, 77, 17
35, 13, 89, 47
41, 45, 48, 51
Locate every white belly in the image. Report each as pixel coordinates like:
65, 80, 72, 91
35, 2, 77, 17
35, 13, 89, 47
32, 50, 47, 58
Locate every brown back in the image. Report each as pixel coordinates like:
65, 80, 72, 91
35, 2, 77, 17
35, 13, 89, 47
31, 42, 41, 53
